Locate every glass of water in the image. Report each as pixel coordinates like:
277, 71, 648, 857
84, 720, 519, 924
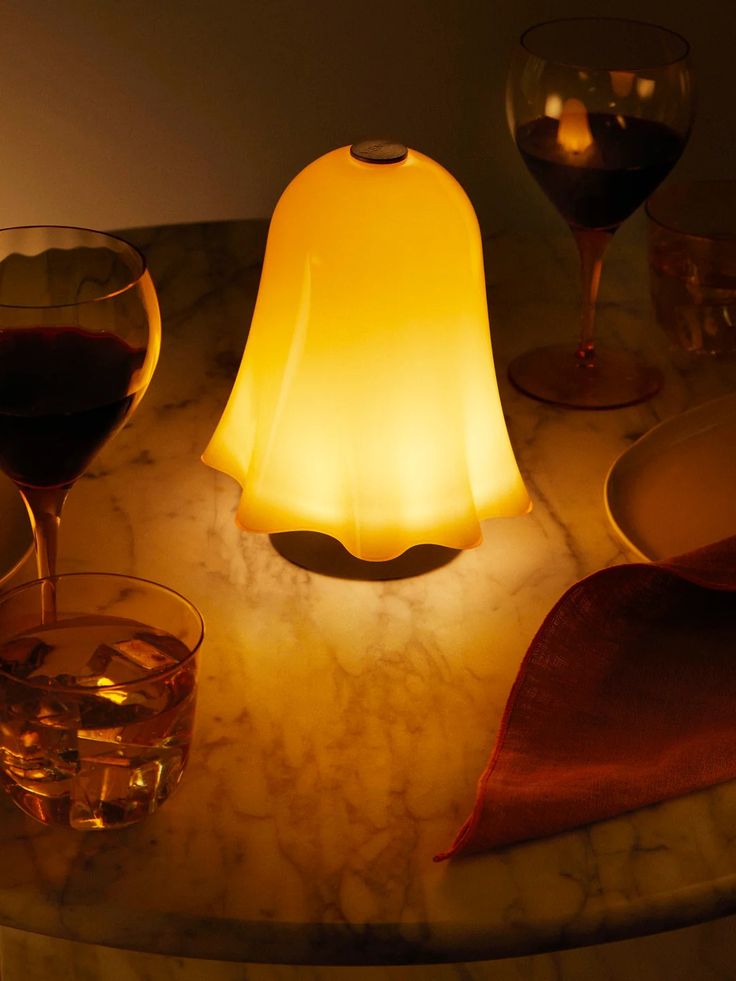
0, 573, 203, 829
647, 180, 736, 359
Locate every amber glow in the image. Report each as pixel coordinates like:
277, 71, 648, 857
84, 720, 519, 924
557, 98, 593, 154
610, 71, 635, 97
203, 145, 530, 561
544, 94, 563, 120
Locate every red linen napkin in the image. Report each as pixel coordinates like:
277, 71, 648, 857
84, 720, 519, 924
436, 536, 736, 861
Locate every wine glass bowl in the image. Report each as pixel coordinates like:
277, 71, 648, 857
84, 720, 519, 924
0, 227, 160, 607
506, 18, 694, 408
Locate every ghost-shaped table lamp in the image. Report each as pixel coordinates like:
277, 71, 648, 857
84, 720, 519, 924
203, 141, 530, 574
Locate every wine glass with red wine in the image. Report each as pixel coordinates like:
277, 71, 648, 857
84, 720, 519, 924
0, 226, 160, 616
506, 18, 693, 408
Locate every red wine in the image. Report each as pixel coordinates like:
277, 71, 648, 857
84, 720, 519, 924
516, 114, 685, 230
0, 326, 146, 488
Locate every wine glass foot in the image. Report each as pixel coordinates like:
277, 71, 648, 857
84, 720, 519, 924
508, 343, 662, 409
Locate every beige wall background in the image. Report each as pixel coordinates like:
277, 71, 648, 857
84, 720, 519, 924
0, 0, 732, 234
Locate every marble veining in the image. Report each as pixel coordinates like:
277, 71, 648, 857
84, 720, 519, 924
0, 218, 734, 972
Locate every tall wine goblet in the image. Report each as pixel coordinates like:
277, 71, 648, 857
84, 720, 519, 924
0, 226, 160, 617
506, 18, 693, 408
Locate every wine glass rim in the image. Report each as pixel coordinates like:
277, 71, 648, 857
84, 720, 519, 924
0, 224, 149, 310
0, 571, 204, 691
520, 16, 690, 71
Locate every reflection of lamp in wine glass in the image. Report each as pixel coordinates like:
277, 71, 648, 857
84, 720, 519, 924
203, 141, 530, 571
507, 18, 694, 409
0, 227, 160, 617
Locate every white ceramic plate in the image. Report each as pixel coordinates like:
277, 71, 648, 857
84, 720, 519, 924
0, 474, 33, 587
605, 393, 736, 561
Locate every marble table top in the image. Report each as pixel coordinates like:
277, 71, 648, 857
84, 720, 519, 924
0, 217, 734, 965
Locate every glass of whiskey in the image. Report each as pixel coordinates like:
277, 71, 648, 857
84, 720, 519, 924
0, 573, 203, 829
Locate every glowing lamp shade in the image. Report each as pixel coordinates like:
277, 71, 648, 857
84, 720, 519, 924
203, 142, 530, 561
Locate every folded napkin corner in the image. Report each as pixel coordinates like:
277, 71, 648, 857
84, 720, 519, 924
436, 535, 736, 861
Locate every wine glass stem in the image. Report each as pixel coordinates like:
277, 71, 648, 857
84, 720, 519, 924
572, 227, 614, 363
19, 485, 71, 622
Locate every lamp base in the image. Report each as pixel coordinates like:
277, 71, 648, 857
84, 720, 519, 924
269, 532, 459, 580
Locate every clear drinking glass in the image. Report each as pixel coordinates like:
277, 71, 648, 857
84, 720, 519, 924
506, 18, 694, 408
647, 180, 736, 359
0, 227, 160, 618
0, 573, 203, 830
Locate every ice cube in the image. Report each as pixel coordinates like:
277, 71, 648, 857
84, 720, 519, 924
71, 750, 167, 827
0, 718, 79, 781
0, 637, 51, 679
78, 693, 152, 731
135, 632, 189, 663
74, 644, 135, 687
71, 751, 137, 826
35, 694, 80, 730
112, 633, 186, 671
86, 644, 115, 676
